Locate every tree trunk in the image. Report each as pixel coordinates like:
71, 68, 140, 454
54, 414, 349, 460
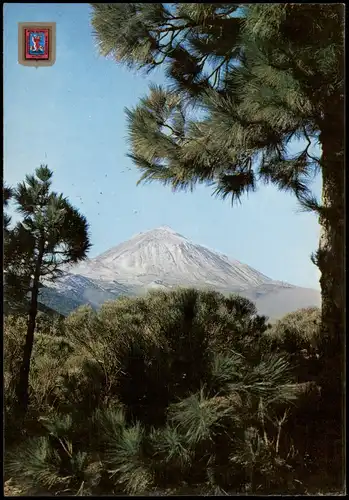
15, 241, 45, 416
317, 92, 345, 485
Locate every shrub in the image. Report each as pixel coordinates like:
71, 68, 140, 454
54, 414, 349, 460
35, 311, 65, 337
63, 289, 271, 426
4, 316, 27, 437
5, 291, 326, 495
4, 315, 77, 446
267, 308, 321, 355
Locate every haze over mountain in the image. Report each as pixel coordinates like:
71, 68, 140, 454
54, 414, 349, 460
39, 226, 321, 319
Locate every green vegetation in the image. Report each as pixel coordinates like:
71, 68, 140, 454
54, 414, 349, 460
91, 3, 344, 486
92, 2, 344, 362
3, 3, 344, 495
5, 289, 332, 495
4, 166, 91, 415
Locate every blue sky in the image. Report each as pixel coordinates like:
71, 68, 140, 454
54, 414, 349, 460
4, 3, 321, 289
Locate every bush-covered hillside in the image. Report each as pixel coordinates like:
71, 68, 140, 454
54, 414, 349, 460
4, 289, 335, 496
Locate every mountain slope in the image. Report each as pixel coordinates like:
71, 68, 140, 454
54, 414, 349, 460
40, 274, 135, 316
68, 226, 273, 290
39, 226, 321, 318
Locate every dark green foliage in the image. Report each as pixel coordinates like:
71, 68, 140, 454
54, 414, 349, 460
3, 183, 14, 237
92, 5, 344, 485
4, 315, 73, 444
64, 288, 270, 427
92, 6, 344, 412
267, 307, 321, 377
13, 165, 91, 267
91, 5, 344, 324
4, 316, 27, 427
91, 4, 342, 209
4, 165, 91, 416
4, 184, 34, 311
5, 290, 332, 495
91, 3, 241, 95
35, 310, 66, 337
5, 166, 91, 306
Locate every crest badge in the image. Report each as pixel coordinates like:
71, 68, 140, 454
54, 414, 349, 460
18, 22, 56, 67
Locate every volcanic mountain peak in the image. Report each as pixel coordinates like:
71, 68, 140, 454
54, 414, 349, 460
70, 226, 273, 290
45, 227, 321, 319
125, 225, 187, 242
151, 225, 184, 235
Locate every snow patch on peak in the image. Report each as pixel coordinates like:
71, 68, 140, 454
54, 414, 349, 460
41, 227, 322, 320
134, 226, 187, 241
69, 226, 275, 290
156, 225, 178, 233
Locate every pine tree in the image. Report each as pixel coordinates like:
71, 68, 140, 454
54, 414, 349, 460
7, 166, 91, 415
92, 3, 344, 483
4, 184, 33, 312
3, 183, 13, 262
91, 4, 344, 352
3, 184, 14, 251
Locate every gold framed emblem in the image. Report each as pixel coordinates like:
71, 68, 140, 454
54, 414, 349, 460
18, 22, 56, 67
